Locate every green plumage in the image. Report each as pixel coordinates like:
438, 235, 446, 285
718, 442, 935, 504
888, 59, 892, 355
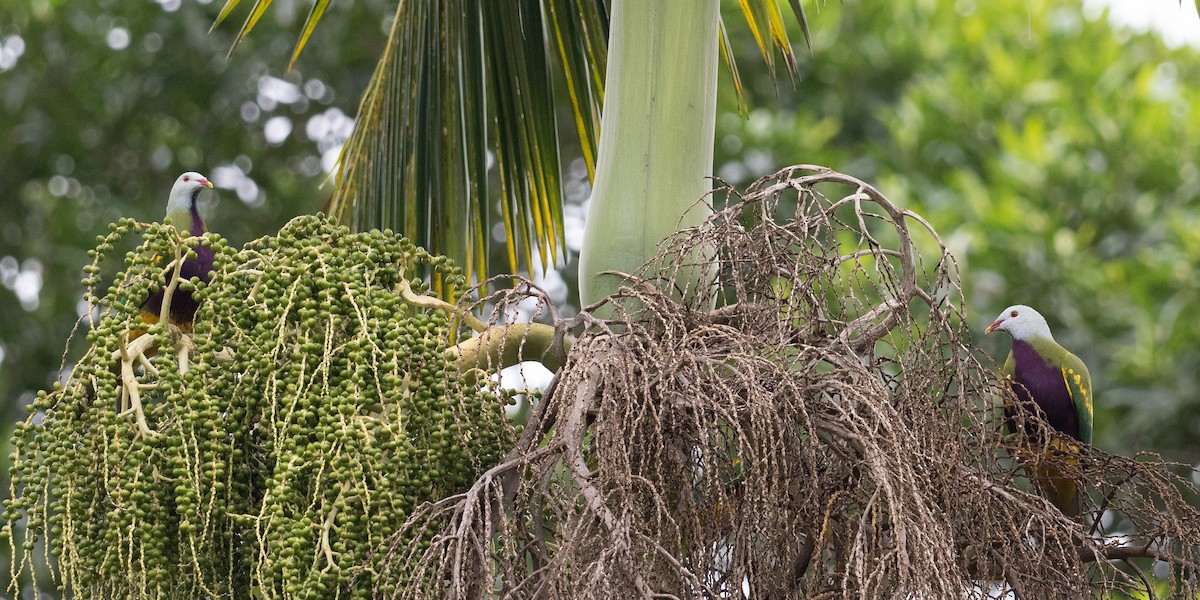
1001, 337, 1093, 445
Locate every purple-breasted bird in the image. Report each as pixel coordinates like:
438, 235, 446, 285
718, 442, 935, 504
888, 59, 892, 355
89, 173, 216, 412
986, 304, 1093, 516
139, 171, 216, 332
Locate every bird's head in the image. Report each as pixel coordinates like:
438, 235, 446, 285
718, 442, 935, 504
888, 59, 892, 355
165, 171, 213, 224
985, 304, 1054, 341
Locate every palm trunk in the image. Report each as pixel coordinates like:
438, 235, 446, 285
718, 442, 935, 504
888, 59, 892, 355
577, 0, 720, 314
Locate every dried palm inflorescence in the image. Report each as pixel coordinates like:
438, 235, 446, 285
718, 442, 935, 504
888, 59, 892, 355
380, 165, 1200, 599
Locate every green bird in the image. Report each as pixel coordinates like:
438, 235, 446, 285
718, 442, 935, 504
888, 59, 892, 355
986, 304, 1093, 516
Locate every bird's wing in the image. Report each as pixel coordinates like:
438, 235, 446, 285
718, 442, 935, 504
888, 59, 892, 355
1058, 351, 1093, 445
999, 351, 1016, 434
1001, 351, 1015, 378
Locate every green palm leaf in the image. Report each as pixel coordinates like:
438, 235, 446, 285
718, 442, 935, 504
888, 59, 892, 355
212, 0, 809, 287
290, 0, 333, 70
315, 0, 608, 288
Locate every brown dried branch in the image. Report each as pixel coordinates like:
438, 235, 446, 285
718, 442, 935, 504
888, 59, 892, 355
375, 165, 1200, 599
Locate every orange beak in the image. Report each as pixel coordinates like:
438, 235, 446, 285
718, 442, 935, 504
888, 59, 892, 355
984, 320, 1003, 334
200, 178, 214, 189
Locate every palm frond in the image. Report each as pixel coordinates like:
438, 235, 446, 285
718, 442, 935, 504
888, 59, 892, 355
719, 19, 748, 117
290, 0, 333, 69
786, 0, 814, 53
211, 0, 333, 68
323, 0, 608, 287
211, 1, 815, 288
208, 0, 243, 35
719, 0, 809, 116
210, 0, 275, 58
546, 0, 608, 180
734, 0, 804, 82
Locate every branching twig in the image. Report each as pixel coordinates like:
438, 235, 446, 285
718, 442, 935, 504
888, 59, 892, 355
396, 278, 486, 332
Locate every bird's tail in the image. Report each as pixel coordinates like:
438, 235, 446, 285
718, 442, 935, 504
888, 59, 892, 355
1031, 439, 1083, 517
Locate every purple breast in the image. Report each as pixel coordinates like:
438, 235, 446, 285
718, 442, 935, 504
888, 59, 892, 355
1007, 340, 1081, 441
141, 206, 213, 326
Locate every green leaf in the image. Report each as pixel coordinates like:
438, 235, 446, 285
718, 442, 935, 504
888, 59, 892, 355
737, 0, 772, 73
786, 0, 813, 52
735, 0, 802, 82
289, 0, 333, 70
325, 1, 608, 288
546, 0, 608, 180
208, 0, 242, 35
214, 0, 274, 57
719, 18, 748, 117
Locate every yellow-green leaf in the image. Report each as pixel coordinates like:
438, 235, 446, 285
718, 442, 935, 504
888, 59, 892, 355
289, 0, 333, 70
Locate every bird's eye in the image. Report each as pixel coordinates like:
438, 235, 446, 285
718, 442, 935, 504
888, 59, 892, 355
1010, 310, 1018, 317
183, 175, 190, 181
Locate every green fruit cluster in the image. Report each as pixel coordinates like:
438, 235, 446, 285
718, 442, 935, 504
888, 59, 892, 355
5, 214, 514, 598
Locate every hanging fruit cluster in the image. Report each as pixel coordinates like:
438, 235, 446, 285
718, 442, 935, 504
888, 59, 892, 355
5, 213, 514, 599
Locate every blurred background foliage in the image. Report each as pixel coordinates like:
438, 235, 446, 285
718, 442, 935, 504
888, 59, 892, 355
1, 0, 1199, 577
